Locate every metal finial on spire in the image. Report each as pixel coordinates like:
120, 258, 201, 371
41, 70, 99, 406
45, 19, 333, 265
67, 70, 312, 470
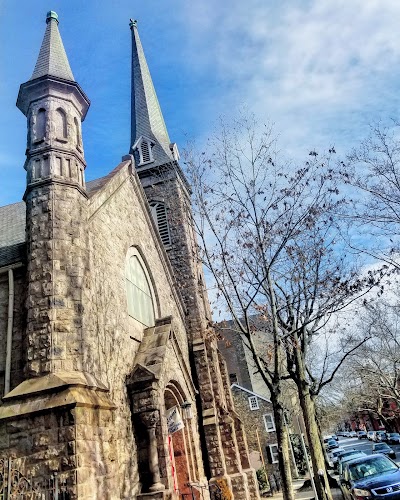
129, 19, 137, 30
46, 11, 59, 24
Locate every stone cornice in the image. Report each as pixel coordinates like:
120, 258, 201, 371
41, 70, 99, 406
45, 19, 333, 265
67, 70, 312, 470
23, 177, 88, 201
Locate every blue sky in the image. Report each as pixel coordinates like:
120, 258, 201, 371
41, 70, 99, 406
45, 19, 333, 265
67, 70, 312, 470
1, 0, 400, 207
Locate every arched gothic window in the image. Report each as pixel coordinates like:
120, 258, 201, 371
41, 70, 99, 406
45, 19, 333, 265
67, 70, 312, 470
55, 108, 67, 138
36, 108, 46, 141
126, 249, 155, 327
149, 201, 171, 246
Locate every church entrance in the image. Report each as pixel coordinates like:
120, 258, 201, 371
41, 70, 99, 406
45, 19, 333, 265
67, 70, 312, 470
164, 385, 199, 499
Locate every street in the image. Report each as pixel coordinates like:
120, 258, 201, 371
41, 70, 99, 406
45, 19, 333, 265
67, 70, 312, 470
335, 436, 400, 461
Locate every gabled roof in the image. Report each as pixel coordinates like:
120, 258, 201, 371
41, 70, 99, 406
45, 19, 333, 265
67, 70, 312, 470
230, 383, 271, 403
0, 176, 111, 268
31, 11, 74, 82
129, 20, 173, 167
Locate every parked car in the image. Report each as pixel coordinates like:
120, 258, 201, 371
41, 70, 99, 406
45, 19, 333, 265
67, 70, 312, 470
387, 433, 400, 445
338, 452, 367, 475
324, 435, 338, 444
358, 431, 368, 439
368, 431, 376, 441
376, 431, 388, 442
349, 431, 358, 438
373, 443, 396, 459
327, 439, 339, 451
340, 454, 400, 500
328, 447, 346, 468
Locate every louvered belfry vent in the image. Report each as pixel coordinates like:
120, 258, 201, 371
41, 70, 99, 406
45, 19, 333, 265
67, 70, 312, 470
150, 201, 171, 246
141, 141, 151, 163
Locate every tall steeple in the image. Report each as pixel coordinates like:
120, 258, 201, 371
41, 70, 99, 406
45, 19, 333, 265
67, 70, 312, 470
129, 19, 177, 168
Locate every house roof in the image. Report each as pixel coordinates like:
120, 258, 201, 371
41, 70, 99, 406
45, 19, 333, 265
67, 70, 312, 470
230, 383, 271, 403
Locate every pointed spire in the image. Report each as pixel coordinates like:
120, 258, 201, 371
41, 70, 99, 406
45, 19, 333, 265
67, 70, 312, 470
31, 11, 74, 82
130, 19, 173, 165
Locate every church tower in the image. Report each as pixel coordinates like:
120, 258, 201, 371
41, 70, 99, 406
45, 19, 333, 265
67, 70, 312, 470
16, 11, 90, 376
129, 21, 260, 499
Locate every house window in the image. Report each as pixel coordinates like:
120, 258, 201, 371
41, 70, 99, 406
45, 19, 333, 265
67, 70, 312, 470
264, 413, 275, 432
229, 373, 238, 384
269, 444, 279, 464
149, 201, 171, 246
126, 249, 155, 327
248, 396, 259, 410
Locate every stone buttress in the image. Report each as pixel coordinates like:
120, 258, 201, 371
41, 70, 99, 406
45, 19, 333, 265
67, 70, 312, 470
128, 20, 260, 499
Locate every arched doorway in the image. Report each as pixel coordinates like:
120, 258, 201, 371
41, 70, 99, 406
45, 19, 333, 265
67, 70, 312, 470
164, 384, 200, 499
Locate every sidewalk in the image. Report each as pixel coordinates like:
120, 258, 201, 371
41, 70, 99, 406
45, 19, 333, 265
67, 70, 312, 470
266, 478, 344, 500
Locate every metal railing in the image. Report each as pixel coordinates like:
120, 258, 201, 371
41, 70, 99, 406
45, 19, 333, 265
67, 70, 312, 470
0, 458, 69, 499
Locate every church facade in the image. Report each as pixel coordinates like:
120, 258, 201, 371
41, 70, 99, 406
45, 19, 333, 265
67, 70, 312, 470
0, 12, 259, 500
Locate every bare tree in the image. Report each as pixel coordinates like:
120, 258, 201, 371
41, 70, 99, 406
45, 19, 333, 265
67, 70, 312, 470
343, 294, 400, 431
344, 121, 400, 269
184, 114, 381, 500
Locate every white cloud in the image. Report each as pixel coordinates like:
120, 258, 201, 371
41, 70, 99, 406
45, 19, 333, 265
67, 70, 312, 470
179, 0, 400, 155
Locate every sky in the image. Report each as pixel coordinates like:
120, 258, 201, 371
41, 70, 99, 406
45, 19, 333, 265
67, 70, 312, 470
1, 0, 400, 207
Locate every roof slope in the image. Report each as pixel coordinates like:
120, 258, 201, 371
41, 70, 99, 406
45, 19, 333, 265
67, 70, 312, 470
130, 20, 173, 166
0, 169, 129, 268
31, 11, 74, 81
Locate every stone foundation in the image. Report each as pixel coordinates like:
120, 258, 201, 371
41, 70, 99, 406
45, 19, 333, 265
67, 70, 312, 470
0, 373, 117, 499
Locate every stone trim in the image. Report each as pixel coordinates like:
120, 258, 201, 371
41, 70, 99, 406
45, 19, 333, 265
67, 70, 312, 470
0, 385, 116, 421
23, 177, 88, 201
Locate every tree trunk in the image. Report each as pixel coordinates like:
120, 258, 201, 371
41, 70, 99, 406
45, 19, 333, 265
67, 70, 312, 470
271, 391, 295, 500
294, 348, 333, 500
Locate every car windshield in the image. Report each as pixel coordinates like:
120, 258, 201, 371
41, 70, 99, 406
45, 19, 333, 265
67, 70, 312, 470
390, 434, 400, 438
375, 444, 390, 450
333, 450, 343, 457
349, 456, 398, 480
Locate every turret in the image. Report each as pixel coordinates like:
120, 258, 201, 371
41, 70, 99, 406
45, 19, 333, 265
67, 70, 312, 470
17, 11, 89, 190
16, 11, 90, 376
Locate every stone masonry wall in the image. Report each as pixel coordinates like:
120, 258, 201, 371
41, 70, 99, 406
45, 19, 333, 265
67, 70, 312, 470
231, 387, 279, 474
25, 182, 88, 376
0, 404, 116, 500
84, 163, 206, 496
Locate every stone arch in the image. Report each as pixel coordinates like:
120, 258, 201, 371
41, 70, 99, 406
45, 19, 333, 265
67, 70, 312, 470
164, 381, 199, 499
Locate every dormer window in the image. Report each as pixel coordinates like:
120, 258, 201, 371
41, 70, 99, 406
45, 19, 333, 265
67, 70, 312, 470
132, 136, 155, 166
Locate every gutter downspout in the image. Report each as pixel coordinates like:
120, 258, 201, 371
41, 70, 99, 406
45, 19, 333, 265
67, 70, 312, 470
4, 268, 14, 395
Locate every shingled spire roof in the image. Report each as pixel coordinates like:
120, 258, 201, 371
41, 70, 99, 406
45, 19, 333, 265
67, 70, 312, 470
129, 20, 173, 166
31, 11, 74, 82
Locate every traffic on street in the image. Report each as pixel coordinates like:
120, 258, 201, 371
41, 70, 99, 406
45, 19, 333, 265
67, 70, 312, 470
324, 432, 400, 500
332, 434, 400, 461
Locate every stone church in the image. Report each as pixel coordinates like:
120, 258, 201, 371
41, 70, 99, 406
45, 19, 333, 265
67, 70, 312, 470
0, 11, 260, 500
